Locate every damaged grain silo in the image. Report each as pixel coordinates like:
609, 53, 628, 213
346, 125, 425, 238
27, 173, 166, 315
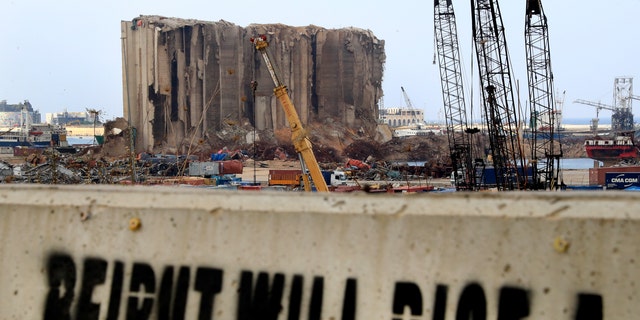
121, 15, 385, 154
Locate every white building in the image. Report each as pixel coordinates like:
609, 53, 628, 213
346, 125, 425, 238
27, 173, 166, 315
379, 107, 425, 127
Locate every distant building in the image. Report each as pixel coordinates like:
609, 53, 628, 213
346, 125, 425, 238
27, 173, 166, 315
379, 107, 425, 127
0, 100, 41, 126
45, 111, 94, 126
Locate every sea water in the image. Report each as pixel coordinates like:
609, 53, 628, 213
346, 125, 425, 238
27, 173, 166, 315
66, 136, 97, 146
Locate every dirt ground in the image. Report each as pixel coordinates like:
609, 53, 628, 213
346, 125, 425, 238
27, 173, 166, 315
172, 118, 589, 177
0, 151, 590, 188
237, 159, 591, 188
0, 118, 592, 188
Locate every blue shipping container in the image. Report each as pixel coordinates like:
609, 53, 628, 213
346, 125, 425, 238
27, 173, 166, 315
605, 172, 640, 189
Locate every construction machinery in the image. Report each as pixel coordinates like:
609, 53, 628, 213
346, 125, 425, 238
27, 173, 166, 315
575, 77, 636, 133
471, 0, 527, 191
391, 86, 433, 137
433, 0, 479, 190
251, 35, 329, 192
576, 77, 639, 165
574, 99, 617, 135
400, 86, 424, 127
525, 0, 563, 190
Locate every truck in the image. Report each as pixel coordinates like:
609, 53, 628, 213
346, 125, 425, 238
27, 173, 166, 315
269, 169, 348, 189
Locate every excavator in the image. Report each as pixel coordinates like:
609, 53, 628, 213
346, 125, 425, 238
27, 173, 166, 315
250, 35, 329, 192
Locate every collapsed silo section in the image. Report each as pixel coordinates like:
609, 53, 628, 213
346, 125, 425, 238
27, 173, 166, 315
121, 16, 385, 154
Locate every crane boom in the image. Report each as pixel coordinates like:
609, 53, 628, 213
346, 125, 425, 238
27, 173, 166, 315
574, 99, 616, 112
525, 0, 563, 190
471, 0, 527, 190
401, 86, 413, 110
574, 99, 613, 135
434, 0, 477, 190
251, 35, 329, 192
400, 86, 422, 126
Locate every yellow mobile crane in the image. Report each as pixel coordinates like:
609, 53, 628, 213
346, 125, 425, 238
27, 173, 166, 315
251, 35, 329, 192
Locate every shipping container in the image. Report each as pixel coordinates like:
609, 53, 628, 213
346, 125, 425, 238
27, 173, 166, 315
13, 146, 44, 157
189, 160, 243, 177
268, 169, 302, 186
220, 160, 243, 174
605, 172, 640, 189
589, 166, 640, 185
188, 162, 221, 176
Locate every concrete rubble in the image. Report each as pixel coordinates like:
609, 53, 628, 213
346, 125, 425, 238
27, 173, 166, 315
0, 113, 590, 186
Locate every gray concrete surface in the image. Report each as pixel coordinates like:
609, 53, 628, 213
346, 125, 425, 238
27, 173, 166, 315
0, 185, 637, 318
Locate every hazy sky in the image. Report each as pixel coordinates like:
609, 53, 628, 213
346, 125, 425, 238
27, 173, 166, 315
2, 0, 639, 123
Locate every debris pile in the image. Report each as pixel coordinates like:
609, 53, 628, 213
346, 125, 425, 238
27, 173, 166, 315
5, 150, 218, 185
0, 114, 590, 185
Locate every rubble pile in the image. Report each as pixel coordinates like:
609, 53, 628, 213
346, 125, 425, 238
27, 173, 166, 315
3, 150, 203, 185
0, 114, 589, 185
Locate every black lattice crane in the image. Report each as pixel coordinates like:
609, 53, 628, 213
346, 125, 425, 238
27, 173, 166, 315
471, 0, 528, 190
525, 0, 563, 190
434, 0, 478, 190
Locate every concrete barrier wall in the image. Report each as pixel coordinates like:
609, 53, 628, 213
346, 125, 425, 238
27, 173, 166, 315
0, 185, 638, 319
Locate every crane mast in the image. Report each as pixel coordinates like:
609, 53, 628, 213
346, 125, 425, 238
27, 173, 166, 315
612, 77, 635, 132
434, 0, 477, 190
525, 0, 563, 190
471, 0, 527, 190
251, 35, 329, 192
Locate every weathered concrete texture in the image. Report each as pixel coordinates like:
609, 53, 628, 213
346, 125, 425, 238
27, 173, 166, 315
121, 16, 385, 153
1, 185, 640, 318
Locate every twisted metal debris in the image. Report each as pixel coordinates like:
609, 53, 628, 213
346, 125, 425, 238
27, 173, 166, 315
2, 149, 198, 185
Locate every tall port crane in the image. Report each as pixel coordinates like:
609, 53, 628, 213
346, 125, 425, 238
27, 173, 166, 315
471, 0, 527, 190
251, 35, 329, 192
575, 76, 636, 133
525, 0, 563, 190
434, 0, 478, 190
612, 77, 635, 131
